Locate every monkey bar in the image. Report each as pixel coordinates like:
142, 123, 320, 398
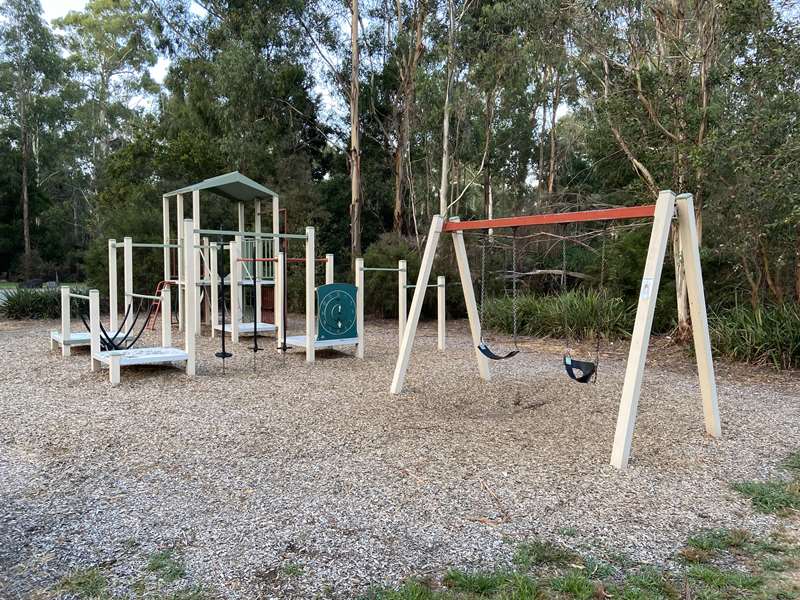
391, 192, 720, 470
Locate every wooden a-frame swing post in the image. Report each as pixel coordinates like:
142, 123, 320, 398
391, 191, 721, 469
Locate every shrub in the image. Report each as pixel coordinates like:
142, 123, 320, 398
0, 287, 93, 320
708, 303, 800, 369
361, 234, 465, 320
482, 289, 634, 341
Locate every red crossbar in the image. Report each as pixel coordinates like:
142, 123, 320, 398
441, 205, 657, 232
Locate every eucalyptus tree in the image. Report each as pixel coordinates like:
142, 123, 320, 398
0, 0, 64, 278
55, 0, 159, 171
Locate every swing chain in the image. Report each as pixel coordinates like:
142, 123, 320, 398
479, 237, 487, 342
511, 228, 518, 343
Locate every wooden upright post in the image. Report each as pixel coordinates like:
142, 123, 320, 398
676, 193, 721, 438
325, 254, 335, 284
305, 227, 316, 363
398, 260, 407, 350
161, 287, 171, 348
390, 215, 444, 394
210, 243, 219, 338
176, 193, 184, 331
192, 190, 201, 333
437, 275, 446, 351
123, 237, 133, 316
162, 194, 170, 286
356, 257, 365, 358
108, 240, 118, 331
451, 219, 490, 381
230, 241, 240, 344
276, 251, 285, 352
255, 200, 262, 325
183, 219, 196, 376
89, 289, 101, 372
60, 286, 71, 357
610, 190, 676, 469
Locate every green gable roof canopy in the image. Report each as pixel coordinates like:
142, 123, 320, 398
165, 171, 277, 201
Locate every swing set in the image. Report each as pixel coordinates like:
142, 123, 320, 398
391, 190, 721, 469
474, 224, 608, 384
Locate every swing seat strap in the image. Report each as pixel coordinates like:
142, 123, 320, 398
563, 355, 596, 383
478, 343, 519, 361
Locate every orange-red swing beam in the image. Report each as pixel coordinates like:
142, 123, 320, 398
441, 205, 657, 232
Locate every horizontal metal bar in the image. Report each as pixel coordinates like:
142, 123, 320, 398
441, 205, 658, 232
129, 242, 180, 248
193, 228, 306, 240
405, 284, 443, 289
361, 267, 406, 272
126, 292, 161, 300
69, 293, 91, 301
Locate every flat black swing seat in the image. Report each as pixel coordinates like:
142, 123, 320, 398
477, 342, 519, 361
564, 355, 596, 383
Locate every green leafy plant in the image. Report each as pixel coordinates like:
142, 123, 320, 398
0, 287, 90, 320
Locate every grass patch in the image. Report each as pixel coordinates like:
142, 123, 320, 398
513, 539, 576, 570
442, 569, 512, 594
784, 452, 800, 474
282, 562, 303, 578
146, 548, 186, 583
549, 570, 595, 599
687, 564, 763, 590
731, 480, 800, 514
58, 568, 109, 598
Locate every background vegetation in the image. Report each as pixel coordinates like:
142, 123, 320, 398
1, 0, 798, 366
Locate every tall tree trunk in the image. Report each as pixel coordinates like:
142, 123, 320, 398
21, 123, 31, 279
795, 223, 800, 303
546, 70, 561, 194
393, 142, 405, 232
438, 0, 456, 217
483, 90, 493, 219
349, 0, 361, 274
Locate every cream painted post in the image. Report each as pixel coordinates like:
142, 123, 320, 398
398, 260, 407, 349
109, 354, 121, 386
183, 219, 196, 376
305, 227, 315, 362
210, 244, 219, 338
255, 200, 262, 325
276, 251, 285, 352
390, 215, 444, 394
325, 254, 334, 284
610, 190, 676, 469
89, 289, 101, 372
162, 195, 170, 284
437, 275, 446, 351
201, 236, 210, 326
230, 240, 240, 344
272, 194, 280, 314
123, 237, 133, 315
60, 286, 71, 356
192, 190, 201, 333
356, 258, 365, 358
452, 221, 490, 381
161, 287, 171, 347
108, 239, 118, 331
676, 193, 721, 438
176, 193, 184, 331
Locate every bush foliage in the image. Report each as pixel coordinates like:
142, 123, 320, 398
709, 304, 800, 370
481, 291, 800, 370
0, 287, 90, 320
